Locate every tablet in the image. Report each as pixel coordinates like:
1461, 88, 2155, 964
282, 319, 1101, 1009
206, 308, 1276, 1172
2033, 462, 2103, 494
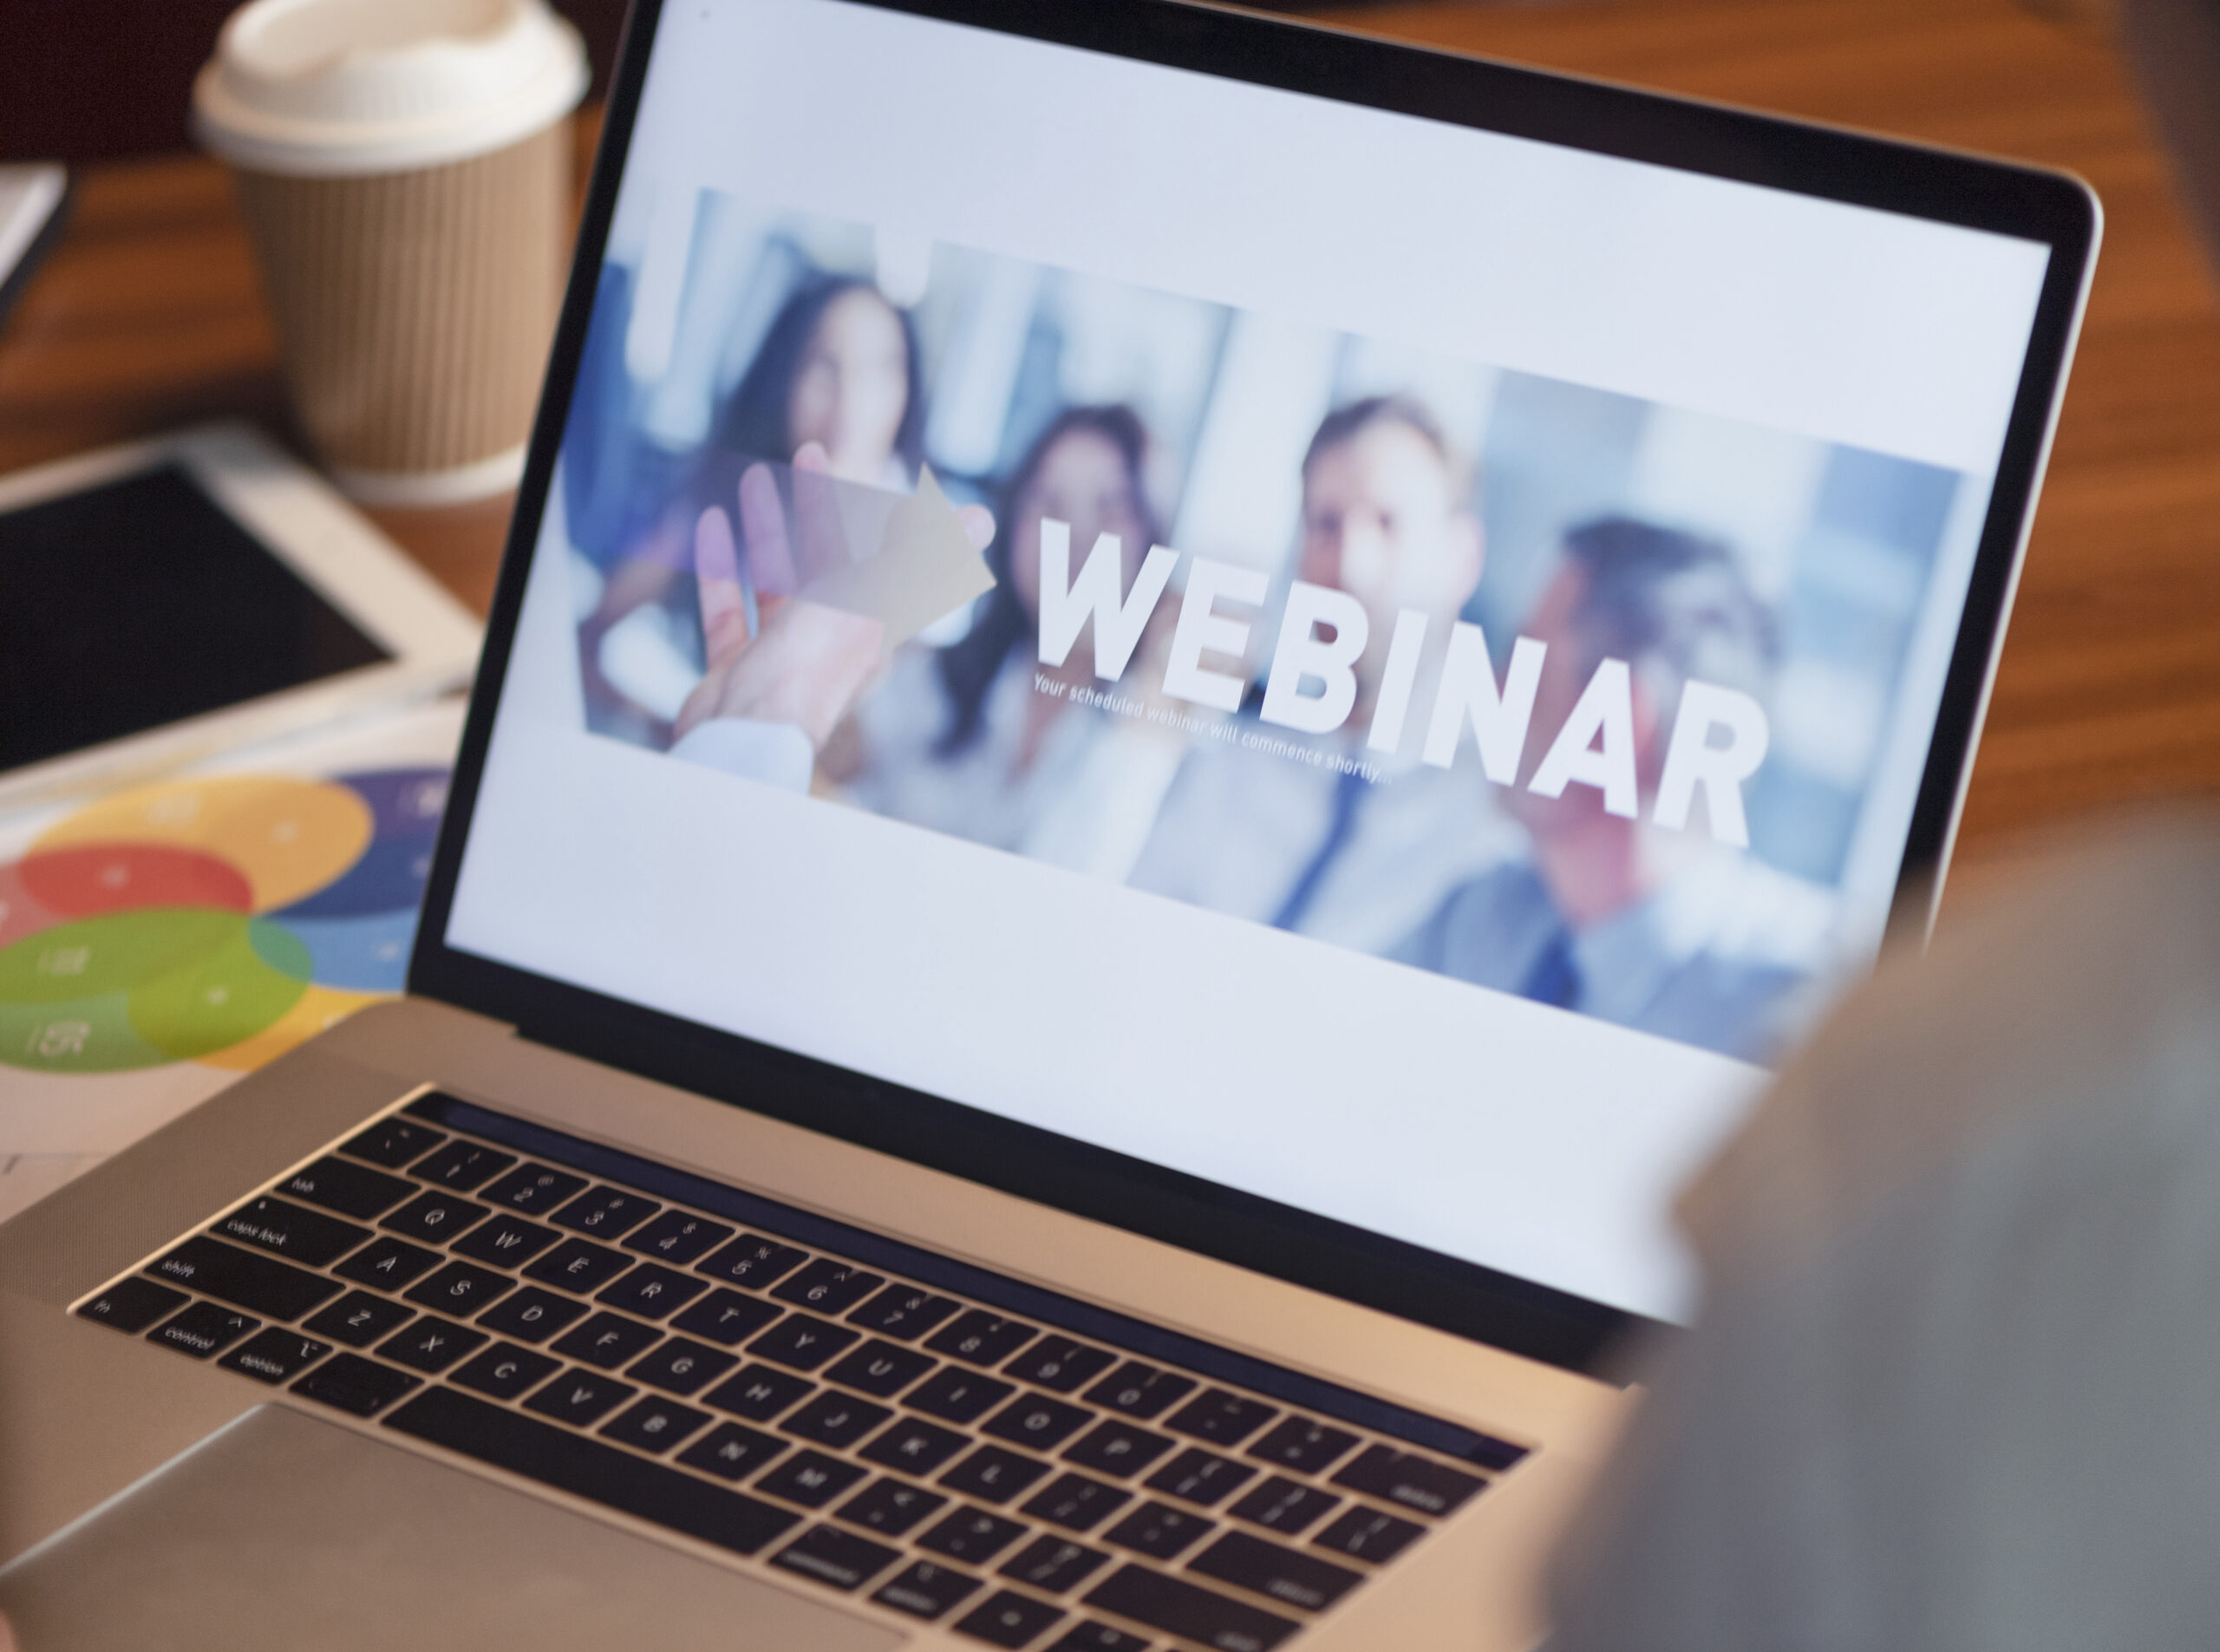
0, 424, 480, 813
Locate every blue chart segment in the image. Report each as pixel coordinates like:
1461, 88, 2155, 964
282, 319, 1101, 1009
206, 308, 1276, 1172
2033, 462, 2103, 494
267, 767, 446, 989
275, 909, 419, 993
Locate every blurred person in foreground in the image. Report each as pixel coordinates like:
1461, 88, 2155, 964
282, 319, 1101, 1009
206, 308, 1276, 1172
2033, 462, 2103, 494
1396, 517, 1827, 1063
1128, 394, 1511, 952
1546, 814, 2220, 1651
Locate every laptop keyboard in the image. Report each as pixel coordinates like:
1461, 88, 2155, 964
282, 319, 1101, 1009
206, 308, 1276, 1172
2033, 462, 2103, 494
72, 1090, 1528, 1651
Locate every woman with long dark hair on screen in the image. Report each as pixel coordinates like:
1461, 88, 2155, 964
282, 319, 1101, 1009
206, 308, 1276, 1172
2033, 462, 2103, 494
839, 402, 1187, 866
579, 274, 924, 737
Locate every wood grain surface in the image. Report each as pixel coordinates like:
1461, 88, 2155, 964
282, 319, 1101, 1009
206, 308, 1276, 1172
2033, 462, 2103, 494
2, 0, 2215, 892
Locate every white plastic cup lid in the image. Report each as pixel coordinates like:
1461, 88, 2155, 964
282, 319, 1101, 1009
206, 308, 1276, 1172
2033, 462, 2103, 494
193, 0, 588, 177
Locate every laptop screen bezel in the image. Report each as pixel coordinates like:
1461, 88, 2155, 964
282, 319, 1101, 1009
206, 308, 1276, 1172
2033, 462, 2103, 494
409, 0, 2098, 1376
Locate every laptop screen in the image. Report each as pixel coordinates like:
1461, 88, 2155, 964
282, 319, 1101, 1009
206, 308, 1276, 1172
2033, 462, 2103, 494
443, 0, 2065, 1322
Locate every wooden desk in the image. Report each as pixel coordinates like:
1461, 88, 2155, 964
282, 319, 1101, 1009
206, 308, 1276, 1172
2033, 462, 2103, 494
3, 0, 2215, 895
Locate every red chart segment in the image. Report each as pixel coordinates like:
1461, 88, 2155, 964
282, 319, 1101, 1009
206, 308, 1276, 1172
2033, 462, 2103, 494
18, 843, 253, 918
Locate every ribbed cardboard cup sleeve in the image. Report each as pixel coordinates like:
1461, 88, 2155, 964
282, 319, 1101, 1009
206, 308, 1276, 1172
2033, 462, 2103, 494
232, 121, 569, 483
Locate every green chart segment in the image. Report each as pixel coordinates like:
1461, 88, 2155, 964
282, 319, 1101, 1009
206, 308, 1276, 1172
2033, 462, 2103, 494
0, 910, 314, 1072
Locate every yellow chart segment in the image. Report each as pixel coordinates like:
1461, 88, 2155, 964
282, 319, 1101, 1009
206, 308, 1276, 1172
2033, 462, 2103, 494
36, 776, 373, 913
199, 983, 383, 1072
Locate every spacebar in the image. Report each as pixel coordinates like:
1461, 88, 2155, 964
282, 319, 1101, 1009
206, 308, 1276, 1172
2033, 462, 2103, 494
384, 1386, 800, 1557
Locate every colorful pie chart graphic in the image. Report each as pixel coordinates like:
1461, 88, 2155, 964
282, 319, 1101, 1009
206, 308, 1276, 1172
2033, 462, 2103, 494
0, 767, 447, 1075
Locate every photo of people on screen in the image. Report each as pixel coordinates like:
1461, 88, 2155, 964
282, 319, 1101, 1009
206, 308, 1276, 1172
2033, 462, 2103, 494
548, 187, 1975, 1066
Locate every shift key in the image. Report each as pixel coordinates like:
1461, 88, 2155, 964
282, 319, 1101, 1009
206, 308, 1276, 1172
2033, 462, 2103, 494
149, 1237, 341, 1322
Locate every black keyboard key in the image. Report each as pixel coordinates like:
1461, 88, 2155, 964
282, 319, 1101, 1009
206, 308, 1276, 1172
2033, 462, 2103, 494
148, 1237, 339, 1322
476, 1285, 589, 1344
523, 1368, 637, 1427
955, 1589, 1066, 1648
402, 1260, 515, 1317
601, 1395, 712, 1453
1144, 1446, 1255, 1507
1164, 1390, 1277, 1448
846, 1283, 961, 1340
278, 1156, 415, 1220
985, 1393, 1095, 1453
1102, 1500, 1214, 1561
408, 1140, 517, 1192
597, 1262, 706, 1320
304, 1290, 415, 1348
837, 1477, 947, 1537
1084, 1565, 1299, 1651
702, 1363, 814, 1421
918, 1506, 1030, 1564
770, 1258, 885, 1316
941, 1445, 1054, 1505
695, 1233, 808, 1290
756, 1449, 866, 1508
333, 1236, 442, 1293
927, 1309, 1038, 1368
1022, 1472, 1130, 1534
384, 1386, 798, 1556
552, 1311, 662, 1370
628, 1335, 736, 1396
624, 1209, 734, 1265
450, 1342, 560, 1401
825, 1338, 935, 1398
1085, 1362, 1195, 1421
1000, 1535, 1112, 1593
377, 1315, 487, 1374
1004, 1338, 1117, 1394
339, 1116, 444, 1168
1063, 1420, 1177, 1479
75, 1277, 186, 1334
859, 1415, 970, 1476
872, 1559, 983, 1621
748, 1312, 857, 1372
214, 1195, 370, 1268
677, 1422, 788, 1482
780, 1390, 893, 1450
1311, 1505, 1423, 1564
549, 1185, 660, 1239
772, 1524, 899, 1591
292, 1353, 421, 1416
480, 1162, 588, 1216
219, 1328, 331, 1383
1245, 1416, 1360, 1476
451, 1212, 563, 1269
150, 1300, 259, 1358
907, 1365, 1015, 1425
1329, 1444, 1486, 1518
1230, 1477, 1342, 1536
1046, 1621, 1152, 1651
1188, 1530, 1362, 1613
522, 1237, 634, 1294
669, 1289, 781, 1347
378, 1190, 488, 1246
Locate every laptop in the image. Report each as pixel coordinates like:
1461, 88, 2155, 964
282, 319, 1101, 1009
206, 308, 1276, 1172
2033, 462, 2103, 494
0, 2, 2096, 1647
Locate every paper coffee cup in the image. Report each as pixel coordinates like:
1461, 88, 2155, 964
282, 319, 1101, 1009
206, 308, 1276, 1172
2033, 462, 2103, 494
194, 0, 588, 505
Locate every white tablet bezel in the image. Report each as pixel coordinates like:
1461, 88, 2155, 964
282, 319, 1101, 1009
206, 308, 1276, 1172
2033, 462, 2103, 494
0, 421, 482, 815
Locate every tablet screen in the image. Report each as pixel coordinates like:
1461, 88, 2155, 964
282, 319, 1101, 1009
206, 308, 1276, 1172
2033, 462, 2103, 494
0, 463, 389, 773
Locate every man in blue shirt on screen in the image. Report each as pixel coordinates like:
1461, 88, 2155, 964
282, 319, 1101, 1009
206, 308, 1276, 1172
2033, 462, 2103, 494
1395, 517, 1832, 1064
